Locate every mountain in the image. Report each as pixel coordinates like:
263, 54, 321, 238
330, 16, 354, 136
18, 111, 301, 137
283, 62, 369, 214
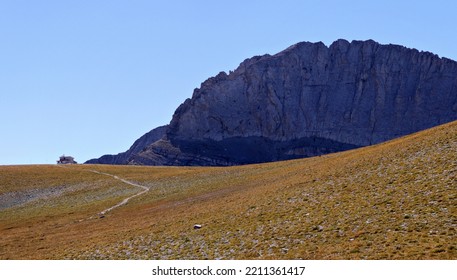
86, 39, 457, 166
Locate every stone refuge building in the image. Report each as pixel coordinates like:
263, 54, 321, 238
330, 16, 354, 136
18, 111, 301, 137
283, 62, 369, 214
57, 155, 77, 164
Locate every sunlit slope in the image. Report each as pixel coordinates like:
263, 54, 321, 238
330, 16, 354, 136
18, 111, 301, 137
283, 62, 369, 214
1, 120, 456, 259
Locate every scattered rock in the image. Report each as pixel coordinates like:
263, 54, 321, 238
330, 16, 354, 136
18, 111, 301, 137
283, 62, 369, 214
313, 225, 324, 232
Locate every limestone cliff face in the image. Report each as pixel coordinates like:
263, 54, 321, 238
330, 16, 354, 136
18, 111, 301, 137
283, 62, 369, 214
87, 39, 457, 166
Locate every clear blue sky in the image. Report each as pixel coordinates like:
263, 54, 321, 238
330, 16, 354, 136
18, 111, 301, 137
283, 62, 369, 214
1, 0, 456, 165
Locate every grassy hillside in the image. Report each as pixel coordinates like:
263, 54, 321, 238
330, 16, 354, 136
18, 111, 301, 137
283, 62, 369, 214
1, 120, 456, 259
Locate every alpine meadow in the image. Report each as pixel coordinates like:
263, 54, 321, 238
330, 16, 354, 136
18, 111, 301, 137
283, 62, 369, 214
1, 120, 456, 259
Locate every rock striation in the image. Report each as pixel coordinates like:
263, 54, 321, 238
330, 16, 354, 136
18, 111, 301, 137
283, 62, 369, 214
86, 125, 167, 164
87, 39, 457, 166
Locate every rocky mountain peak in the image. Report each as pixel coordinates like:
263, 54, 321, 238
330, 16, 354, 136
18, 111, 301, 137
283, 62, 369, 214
87, 39, 457, 166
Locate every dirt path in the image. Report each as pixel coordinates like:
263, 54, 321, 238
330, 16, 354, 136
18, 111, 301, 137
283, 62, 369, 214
88, 170, 149, 216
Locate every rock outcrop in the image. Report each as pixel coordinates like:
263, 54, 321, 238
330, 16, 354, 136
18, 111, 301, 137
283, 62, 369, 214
87, 39, 457, 166
86, 125, 167, 164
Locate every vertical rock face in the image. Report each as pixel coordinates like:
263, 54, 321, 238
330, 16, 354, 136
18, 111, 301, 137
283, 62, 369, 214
87, 39, 457, 166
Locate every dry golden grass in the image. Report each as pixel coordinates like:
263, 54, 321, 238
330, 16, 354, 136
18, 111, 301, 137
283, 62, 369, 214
0, 121, 456, 259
